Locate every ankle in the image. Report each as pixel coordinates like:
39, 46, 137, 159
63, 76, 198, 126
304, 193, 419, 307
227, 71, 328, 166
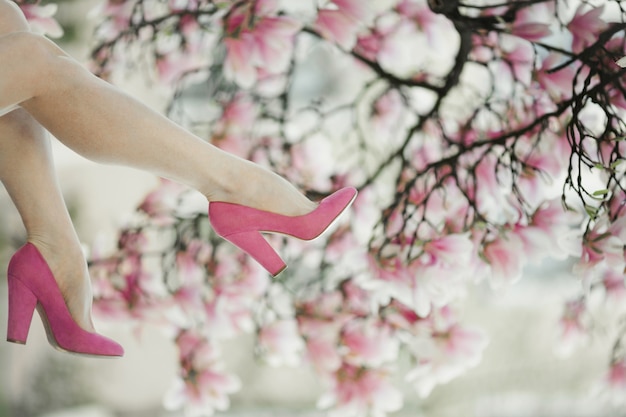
27, 232, 84, 262
202, 163, 317, 216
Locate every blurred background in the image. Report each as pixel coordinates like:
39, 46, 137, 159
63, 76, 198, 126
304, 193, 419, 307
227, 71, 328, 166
0, 1, 624, 416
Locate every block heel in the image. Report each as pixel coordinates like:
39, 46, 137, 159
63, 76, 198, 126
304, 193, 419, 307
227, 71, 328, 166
223, 231, 287, 276
6, 275, 37, 344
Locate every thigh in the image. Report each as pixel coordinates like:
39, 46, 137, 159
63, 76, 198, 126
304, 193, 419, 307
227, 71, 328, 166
0, 32, 41, 111
0, 1, 34, 111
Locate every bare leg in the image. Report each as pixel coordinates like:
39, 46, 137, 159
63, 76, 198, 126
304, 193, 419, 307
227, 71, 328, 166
0, 1, 315, 332
0, 2, 94, 331
0, 4, 316, 217
0, 109, 95, 331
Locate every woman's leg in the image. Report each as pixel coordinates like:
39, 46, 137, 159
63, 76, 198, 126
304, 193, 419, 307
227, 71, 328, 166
0, 109, 96, 331
0, 5, 315, 217
0, 1, 95, 331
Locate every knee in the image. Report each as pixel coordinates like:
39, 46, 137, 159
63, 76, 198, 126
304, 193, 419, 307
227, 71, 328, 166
2, 32, 54, 78
0, 1, 30, 34
7, 31, 64, 64
3, 31, 76, 93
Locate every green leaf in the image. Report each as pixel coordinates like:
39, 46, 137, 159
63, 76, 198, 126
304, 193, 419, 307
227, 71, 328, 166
585, 205, 598, 218
592, 189, 609, 196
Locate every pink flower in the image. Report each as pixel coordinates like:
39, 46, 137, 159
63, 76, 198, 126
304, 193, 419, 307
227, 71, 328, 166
164, 368, 241, 416
213, 93, 259, 154
381, 299, 423, 331
156, 45, 206, 86
510, 3, 552, 42
597, 359, 626, 405
90, 0, 134, 40
473, 153, 507, 218
258, 319, 304, 366
370, 89, 404, 135
406, 307, 488, 397
576, 216, 626, 274
567, 5, 609, 52
395, 0, 439, 45
314, 0, 373, 50
607, 359, 626, 387
298, 316, 344, 373
377, 19, 425, 77
483, 232, 526, 287
298, 290, 345, 320
355, 30, 384, 61
138, 180, 187, 225
340, 319, 399, 367
19, 3, 64, 38
172, 250, 206, 320
223, 6, 301, 88
314, 9, 361, 50
423, 234, 474, 266
536, 53, 576, 100
118, 230, 149, 254
318, 363, 403, 417
555, 298, 589, 357
501, 37, 534, 85
341, 280, 372, 317
166, 331, 241, 416
332, 0, 373, 23
224, 34, 258, 89
252, 16, 302, 72
602, 269, 626, 305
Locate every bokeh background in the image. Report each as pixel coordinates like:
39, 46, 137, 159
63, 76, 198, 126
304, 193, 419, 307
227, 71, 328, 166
0, 1, 623, 416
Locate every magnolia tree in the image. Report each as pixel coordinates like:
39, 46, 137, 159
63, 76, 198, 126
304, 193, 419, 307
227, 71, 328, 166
21, 0, 626, 415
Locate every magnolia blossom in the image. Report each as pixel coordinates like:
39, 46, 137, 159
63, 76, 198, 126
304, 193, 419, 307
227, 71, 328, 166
602, 269, 626, 307
258, 319, 304, 367
405, 307, 488, 397
156, 45, 207, 86
339, 318, 399, 367
212, 93, 259, 155
164, 331, 241, 416
500, 36, 534, 85
483, 232, 526, 288
314, 9, 361, 51
509, 2, 553, 42
555, 298, 589, 357
370, 89, 405, 136
567, 4, 609, 52
90, 0, 134, 41
596, 359, 626, 406
576, 216, 626, 275
137, 179, 188, 225
19, 2, 64, 38
395, 0, 440, 45
223, 5, 302, 88
536, 53, 577, 100
203, 262, 269, 338
304, 326, 344, 373
318, 364, 403, 417
313, 0, 373, 50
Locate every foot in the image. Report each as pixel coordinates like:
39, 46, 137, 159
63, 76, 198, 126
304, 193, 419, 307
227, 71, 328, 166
27, 238, 96, 333
204, 160, 318, 216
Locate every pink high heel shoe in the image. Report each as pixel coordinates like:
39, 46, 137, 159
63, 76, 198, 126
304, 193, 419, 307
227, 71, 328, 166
208, 187, 358, 276
6, 243, 124, 357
